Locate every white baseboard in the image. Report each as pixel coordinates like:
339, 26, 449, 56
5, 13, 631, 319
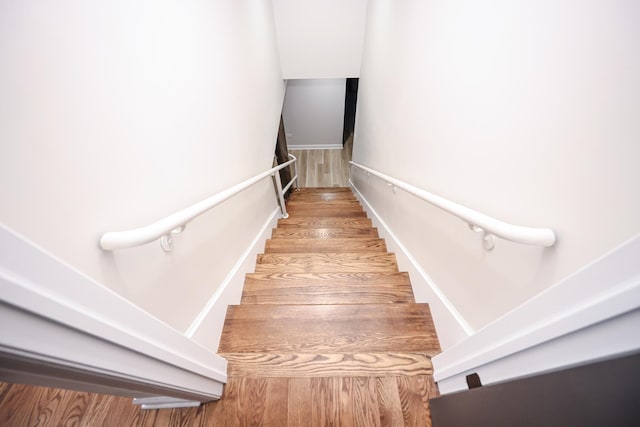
349, 180, 472, 350
287, 144, 343, 150
432, 233, 640, 394
186, 207, 280, 351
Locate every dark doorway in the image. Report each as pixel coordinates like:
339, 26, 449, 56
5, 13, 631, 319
343, 78, 359, 144
274, 114, 293, 198
430, 352, 640, 427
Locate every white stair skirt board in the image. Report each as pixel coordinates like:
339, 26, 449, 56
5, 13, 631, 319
432, 233, 640, 394
186, 207, 281, 352
349, 180, 473, 349
0, 223, 226, 405
287, 144, 343, 150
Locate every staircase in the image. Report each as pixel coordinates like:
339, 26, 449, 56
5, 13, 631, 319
217, 187, 441, 425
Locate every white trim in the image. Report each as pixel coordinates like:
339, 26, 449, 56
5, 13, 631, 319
185, 207, 280, 338
133, 397, 201, 410
287, 144, 343, 150
432, 233, 640, 394
0, 223, 226, 402
349, 180, 474, 344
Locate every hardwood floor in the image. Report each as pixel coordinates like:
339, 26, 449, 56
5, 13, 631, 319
0, 187, 440, 426
289, 134, 353, 187
0, 377, 436, 426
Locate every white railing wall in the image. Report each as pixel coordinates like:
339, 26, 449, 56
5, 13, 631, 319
100, 155, 297, 252
350, 161, 556, 250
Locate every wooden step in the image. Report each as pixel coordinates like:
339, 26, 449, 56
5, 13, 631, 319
286, 199, 360, 206
277, 217, 372, 228
272, 227, 379, 239
264, 238, 386, 253
288, 192, 357, 202
294, 187, 351, 193
255, 253, 398, 273
242, 272, 414, 305
218, 303, 440, 354
287, 207, 366, 218
223, 353, 433, 377
289, 191, 356, 200
288, 200, 362, 209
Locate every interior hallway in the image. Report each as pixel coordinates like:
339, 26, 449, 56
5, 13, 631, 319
289, 135, 353, 187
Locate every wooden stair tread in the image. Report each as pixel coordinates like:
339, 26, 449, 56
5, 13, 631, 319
288, 193, 357, 202
286, 206, 367, 217
219, 303, 440, 354
272, 227, 379, 239
278, 217, 372, 228
288, 202, 362, 210
242, 272, 413, 304
287, 200, 361, 207
255, 252, 398, 273
265, 238, 386, 253
221, 353, 433, 377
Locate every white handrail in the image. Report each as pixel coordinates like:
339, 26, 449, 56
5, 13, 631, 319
350, 161, 556, 248
100, 155, 297, 251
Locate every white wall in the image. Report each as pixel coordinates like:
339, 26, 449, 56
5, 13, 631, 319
432, 234, 640, 393
272, 0, 367, 79
353, 0, 640, 342
283, 79, 346, 149
0, 0, 284, 343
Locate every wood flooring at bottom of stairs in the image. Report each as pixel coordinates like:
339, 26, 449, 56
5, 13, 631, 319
0, 375, 437, 426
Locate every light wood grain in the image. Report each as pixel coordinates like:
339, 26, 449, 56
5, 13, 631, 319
255, 252, 398, 273
286, 206, 367, 218
272, 226, 379, 239
0, 375, 436, 426
351, 377, 381, 427
377, 377, 406, 427
219, 303, 440, 354
288, 378, 312, 427
242, 272, 413, 305
223, 353, 433, 377
265, 237, 386, 253
398, 375, 432, 427
287, 199, 359, 206
278, 216, 372, 228
311, 378, 340, 426
290, 136, 352, 188
288, 192, 357, 202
